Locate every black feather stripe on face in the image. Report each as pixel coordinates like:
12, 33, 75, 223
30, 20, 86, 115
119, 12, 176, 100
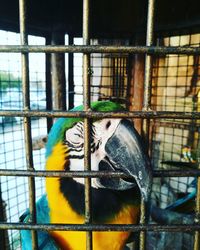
64, 121, 101, 163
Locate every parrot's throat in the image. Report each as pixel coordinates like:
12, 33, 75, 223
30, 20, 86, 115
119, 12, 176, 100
59, 177, 140, 222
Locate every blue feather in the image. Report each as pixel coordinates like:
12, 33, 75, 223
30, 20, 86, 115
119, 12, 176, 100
166, 179, 196, 213
20, 195, 59, 250
166, 190, 196, 211
45, 118, 67, 158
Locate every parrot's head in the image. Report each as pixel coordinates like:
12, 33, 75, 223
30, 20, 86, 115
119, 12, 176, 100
46, 101, 152, 201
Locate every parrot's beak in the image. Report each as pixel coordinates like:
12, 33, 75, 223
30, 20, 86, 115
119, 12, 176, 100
98, 119, 152, 201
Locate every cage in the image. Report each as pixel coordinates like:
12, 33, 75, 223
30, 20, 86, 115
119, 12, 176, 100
0, 0, 200, 250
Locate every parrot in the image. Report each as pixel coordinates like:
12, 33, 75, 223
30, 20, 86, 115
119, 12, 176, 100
20, 101, 152, 250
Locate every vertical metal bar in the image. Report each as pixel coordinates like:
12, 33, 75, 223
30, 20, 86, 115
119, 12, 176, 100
83, 0, 92, 250
143, 0, 155, 110
51, 31, 66, 110
141, 1, 155, 250
130, 35, 145, 134
126, 54, 132, 110
45, 34, 53, 132
0, 185, 7, 249
194, 164, 200, 250
139, 199, 146, 250
68, 35, 74, 109
113, 58, 116, 97
194, 139, 200, 250
19, 0, 38, 249
192, 52, 200, 250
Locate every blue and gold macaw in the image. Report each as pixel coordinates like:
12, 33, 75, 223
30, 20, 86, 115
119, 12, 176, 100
21, 101, 152, 250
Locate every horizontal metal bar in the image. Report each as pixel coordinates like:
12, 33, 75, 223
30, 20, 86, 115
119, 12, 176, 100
0, 169, 200, 178
1, 110, 200, 119
153, 169, 200, 177
0, 45, 199, 55
0, 222, 199, 232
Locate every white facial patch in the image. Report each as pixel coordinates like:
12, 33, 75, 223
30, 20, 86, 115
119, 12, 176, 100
64, 118, 122, 188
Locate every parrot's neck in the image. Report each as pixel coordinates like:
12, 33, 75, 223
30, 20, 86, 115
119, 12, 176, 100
59, 177, 140, 222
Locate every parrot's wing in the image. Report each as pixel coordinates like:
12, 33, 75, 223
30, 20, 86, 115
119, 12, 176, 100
21, 228, 58, 250
165, 190, 196, 213
20, 195, 59, 250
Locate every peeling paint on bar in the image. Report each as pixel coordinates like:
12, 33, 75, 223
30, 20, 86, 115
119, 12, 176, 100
1, 110, 200, 119
19, 0, 38, 248
0, 45, 199, 55
141, 0, 156, 248
0, 223, 199, 232
0, 169, 200, 178
82, 0, 93, 249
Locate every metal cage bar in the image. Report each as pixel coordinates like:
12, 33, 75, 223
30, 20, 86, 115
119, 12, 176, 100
0, 2, 200, 250
140, 0, 156, 249
45, 34, 53, 132
0, 45, 200, 54
143, 0, 155, 110
0, 222, 200, 232
0, 169, 200, 178
1, 110, 200, 119
83, 0, 93, 249
19, 0, 38, 249
68, 35, 74, 109
194, 167, 200, 249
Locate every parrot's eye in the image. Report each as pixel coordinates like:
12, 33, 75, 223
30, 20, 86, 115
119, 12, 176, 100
65, 122, 84, 145
66, 132, 83, 145
106, 120, 111, 129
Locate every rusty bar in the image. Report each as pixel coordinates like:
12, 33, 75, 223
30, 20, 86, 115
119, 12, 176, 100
194, 117, 200, 250
0, 185, 6, 249
51, 31, 66, 110
194, 165, 200, 250
130, 50, 145, 134
139, 198, 146, 250
18, 0, 38, 249
143, 56, 153, 110
0, 223, 200, 232
194, 129, 200, 249
0, 169, 200, 178
141, 0, 156, 248
0, 45, 200, 55
45, 34, 53, 132
143, 0, 155, 110
83, 0, 92, 249
68, 35, 74, 109
2, 110, 200, 119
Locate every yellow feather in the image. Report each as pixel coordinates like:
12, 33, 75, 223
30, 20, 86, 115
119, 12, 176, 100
46, 142, 140, 250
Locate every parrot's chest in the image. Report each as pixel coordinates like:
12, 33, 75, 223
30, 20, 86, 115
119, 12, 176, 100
49, 205, 139, 250
45, 142, 140, 250
51, 231, 133, 250
46, 176, 140, 250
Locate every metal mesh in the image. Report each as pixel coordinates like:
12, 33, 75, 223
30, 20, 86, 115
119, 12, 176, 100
151, 32, 200, 191
0, 30, 47, 249
0, 33, 118, 250
0, 0, 200, 249
72, 38, 131, 107
149, 32, 200, 249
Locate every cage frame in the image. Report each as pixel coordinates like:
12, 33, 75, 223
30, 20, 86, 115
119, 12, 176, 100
0, 0, 200, 249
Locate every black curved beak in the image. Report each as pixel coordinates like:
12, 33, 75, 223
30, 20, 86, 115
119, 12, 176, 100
98, 119, 152, 201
